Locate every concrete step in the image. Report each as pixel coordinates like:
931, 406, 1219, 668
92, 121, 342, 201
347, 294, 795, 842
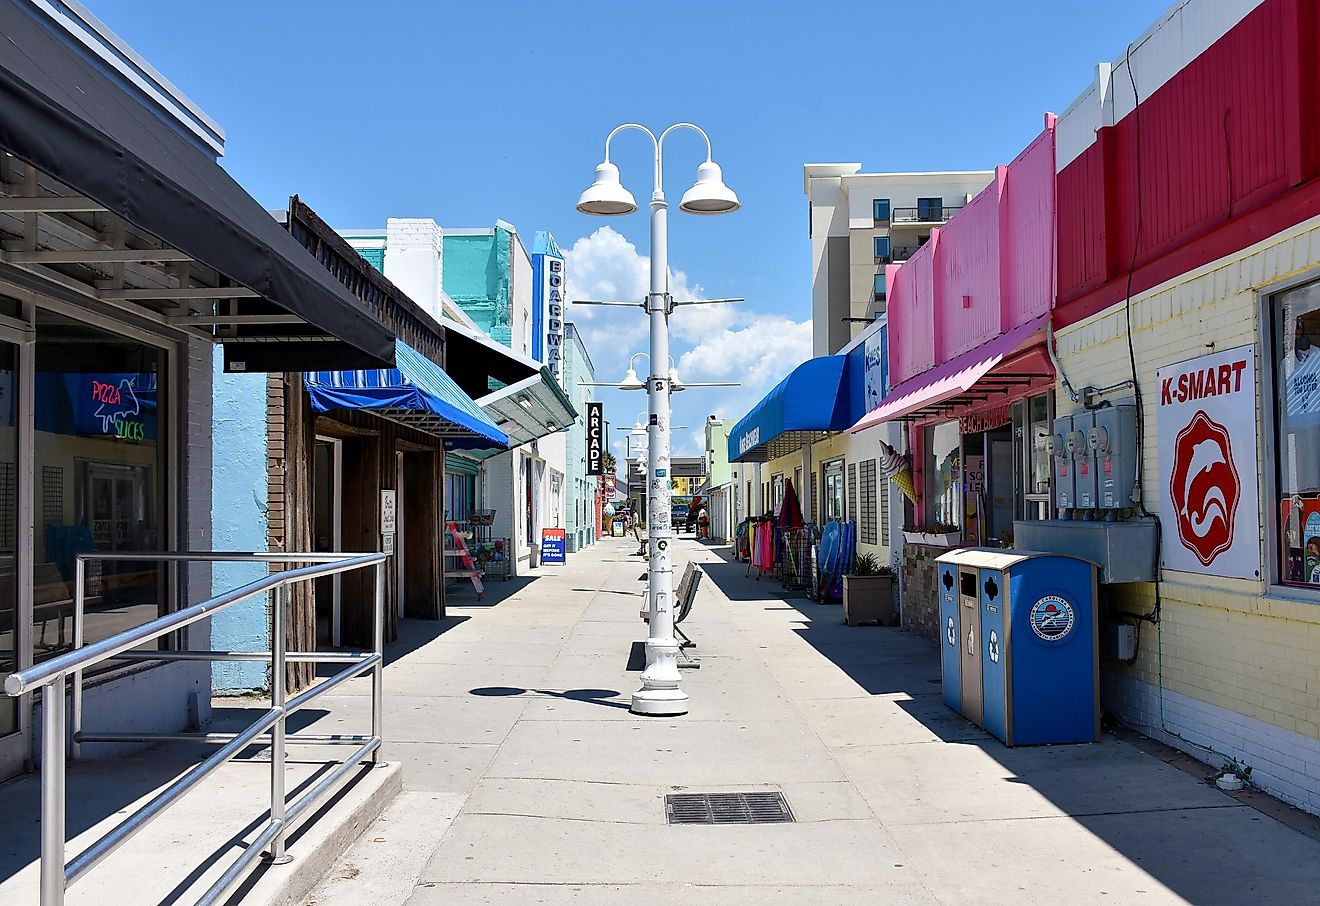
0, 746, 401, 905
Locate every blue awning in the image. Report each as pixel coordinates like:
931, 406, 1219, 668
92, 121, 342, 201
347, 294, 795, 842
727, 356, 851, 463
304, 340, 509, 451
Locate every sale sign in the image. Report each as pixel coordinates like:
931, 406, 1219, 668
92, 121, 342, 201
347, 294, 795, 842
1156, 346, 1260, 578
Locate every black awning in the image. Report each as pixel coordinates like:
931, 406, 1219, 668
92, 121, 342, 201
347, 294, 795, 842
442, 319, 541, 399
0, 2, 394, 367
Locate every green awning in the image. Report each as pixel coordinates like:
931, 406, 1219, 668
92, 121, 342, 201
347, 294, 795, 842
462, 367, 578, 461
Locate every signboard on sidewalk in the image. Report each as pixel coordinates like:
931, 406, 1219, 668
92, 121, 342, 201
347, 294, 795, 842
540, 528, 566, 565
1156, 346, 1260, 578
587, 402, 604, 475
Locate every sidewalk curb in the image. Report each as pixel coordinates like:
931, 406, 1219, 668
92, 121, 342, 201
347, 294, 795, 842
244, 761, 403, 906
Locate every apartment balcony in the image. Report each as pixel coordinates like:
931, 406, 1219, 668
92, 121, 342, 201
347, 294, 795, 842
891, 205, 962, 225
874, 246, 923, 265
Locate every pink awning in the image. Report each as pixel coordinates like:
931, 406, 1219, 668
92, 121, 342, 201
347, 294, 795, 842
849, 314, 1053, 432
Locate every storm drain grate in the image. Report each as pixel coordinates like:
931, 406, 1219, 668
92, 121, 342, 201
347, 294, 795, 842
665, 792, 794, 825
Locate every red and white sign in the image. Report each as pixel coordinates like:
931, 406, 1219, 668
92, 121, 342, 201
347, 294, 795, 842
1157, 346, 1259, 578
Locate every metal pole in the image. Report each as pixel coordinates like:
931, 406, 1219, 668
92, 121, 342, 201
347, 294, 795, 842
371, 561, 384, 763
631, 158, 688, 716
41, 676, 66, 906
266, 585, 291, 864
70, 559, 83, 761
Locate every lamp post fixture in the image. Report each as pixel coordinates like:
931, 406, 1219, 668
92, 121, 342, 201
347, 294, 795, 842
577, 123, 739, 716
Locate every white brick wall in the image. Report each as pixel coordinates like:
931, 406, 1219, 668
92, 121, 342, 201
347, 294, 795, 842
1106, 672, 1320, 811
1058, 211, 1320, 815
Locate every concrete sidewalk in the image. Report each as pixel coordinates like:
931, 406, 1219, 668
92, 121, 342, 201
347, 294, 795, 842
304, 537, 1320, 905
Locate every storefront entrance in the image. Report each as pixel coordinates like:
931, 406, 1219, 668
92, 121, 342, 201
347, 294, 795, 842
313, 436, 343, 647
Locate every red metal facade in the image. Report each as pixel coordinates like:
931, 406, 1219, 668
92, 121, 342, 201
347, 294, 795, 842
1056, 0, 1320, 326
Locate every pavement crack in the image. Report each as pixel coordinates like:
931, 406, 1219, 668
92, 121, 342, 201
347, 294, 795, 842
889, 803, 1246, 827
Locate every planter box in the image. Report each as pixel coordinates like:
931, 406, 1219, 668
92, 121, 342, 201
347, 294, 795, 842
843, 574, 896, 626
902, 531, 960, 547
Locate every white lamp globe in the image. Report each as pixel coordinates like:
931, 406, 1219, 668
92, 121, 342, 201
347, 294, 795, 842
577, 161, 638, 216
679, 160, 740, 214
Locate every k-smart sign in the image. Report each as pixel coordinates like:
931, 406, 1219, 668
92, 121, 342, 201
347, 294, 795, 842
587, 402, 604, 476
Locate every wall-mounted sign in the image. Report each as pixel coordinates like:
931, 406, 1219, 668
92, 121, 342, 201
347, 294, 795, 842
381, 489, 397, 536
540, 528, 566, 565
586, 402, 604, 475
532, 233, 565, 384
863, 324, 888, 410
736, 426, 761, 456
1156, 346, 1259, 578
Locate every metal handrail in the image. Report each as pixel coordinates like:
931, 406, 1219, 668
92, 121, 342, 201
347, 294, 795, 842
890, 204, 963, 223
4, 550, 389, 906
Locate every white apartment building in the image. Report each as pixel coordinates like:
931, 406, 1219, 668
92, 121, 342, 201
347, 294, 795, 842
804, 166, 995, 355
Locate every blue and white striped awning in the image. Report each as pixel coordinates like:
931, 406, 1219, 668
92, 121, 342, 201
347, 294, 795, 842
304, 340, 509, 451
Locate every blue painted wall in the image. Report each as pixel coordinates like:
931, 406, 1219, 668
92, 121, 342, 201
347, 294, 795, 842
210, 347, 268, 692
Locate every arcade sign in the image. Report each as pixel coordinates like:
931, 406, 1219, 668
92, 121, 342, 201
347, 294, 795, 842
586, 402, 604, 476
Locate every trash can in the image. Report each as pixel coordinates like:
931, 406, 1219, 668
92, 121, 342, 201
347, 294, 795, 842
935, 548, 1099, 746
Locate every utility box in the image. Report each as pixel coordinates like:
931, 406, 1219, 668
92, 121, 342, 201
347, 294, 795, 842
1091, 404, 1138, 510
1051, 414, 1077, 510
936, 549, 1100, 746
1072, 410, 1099, 509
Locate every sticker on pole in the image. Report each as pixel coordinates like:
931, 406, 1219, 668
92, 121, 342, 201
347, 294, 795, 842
1029, 595, 1074, 642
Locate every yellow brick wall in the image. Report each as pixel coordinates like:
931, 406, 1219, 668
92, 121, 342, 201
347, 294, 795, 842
1055, 213, 1320, 745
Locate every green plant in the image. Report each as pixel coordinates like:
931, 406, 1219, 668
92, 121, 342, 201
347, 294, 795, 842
903, 522, 960, 535
849, 553, 893, 577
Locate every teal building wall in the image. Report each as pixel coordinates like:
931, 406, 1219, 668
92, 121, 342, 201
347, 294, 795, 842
563, 323, 596, 551
442, 228, 513, 347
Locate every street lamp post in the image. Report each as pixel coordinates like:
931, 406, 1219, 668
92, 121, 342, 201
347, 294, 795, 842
577, 123, 739, 716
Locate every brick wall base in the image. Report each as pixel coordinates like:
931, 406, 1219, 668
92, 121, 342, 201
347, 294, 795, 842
900, 543, 950, 642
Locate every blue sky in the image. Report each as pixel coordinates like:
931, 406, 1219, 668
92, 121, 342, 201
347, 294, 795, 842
93, 0, 1164, 459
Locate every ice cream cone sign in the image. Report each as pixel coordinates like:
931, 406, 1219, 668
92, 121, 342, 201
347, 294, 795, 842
879, 440, 918, 505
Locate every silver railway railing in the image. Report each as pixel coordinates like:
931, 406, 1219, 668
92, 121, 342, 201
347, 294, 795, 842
3, 550, 390, 906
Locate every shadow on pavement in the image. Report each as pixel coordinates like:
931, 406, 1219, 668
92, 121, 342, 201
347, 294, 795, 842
698, 545, 1320, 903
469, 686, 630, 711
444, 575, 537, 608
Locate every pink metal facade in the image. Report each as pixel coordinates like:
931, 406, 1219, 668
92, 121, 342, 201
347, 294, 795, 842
887, 116, 1057, 387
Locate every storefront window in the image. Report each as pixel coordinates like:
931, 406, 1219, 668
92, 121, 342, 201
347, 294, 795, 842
824, 460, 845, 522
926, 420, 961, 528
1273, 281, 1320, 584
1014, 393, 1055, 521
771, 473, 785, 510
0, 341, 17, 735
445, 472, 472, 522
35, 312, 167, 665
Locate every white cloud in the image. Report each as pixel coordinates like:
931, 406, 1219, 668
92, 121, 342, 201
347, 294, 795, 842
561, 225, 811, 459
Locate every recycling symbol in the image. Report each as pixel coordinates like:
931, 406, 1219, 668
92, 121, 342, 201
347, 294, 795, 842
988, 630, 1000, 663
946, 617, 955, 646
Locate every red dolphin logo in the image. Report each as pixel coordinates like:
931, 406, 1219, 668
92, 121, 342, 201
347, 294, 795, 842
1169, 410, 1239, 566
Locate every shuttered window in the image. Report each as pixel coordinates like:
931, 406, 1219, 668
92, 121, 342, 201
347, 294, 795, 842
847, 463, 858, 525
860, 459, 878, 545
879, 464, 890, 546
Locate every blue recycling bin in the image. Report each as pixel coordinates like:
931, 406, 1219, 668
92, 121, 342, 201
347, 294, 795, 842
935, 549, 1099, 746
